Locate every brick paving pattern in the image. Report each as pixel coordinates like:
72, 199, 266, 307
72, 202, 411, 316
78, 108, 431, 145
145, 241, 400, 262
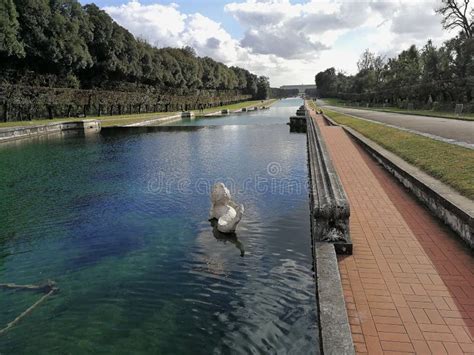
310, 111, 474, 354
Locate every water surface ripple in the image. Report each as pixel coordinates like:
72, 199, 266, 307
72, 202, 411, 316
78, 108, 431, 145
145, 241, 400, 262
0, 98, 319, 354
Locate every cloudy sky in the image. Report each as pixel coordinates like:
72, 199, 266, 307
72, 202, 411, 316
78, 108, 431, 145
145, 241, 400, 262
78, 0, 454, 87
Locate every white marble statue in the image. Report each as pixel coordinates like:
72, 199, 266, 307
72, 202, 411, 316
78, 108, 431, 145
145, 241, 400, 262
209, 183, 244, 233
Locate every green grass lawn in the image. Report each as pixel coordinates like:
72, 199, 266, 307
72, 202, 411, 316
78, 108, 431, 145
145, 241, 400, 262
319, 98, 474, 121
314, 103, 474, 199
0, 112, 176, 129
0, 99, 277, 129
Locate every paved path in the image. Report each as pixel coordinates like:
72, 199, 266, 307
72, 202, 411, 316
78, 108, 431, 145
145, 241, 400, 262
319, 103, 474, 148
309, 110, 474, 354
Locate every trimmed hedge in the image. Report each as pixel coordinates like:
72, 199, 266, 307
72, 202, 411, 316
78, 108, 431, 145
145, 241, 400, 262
0, 85, 252, 121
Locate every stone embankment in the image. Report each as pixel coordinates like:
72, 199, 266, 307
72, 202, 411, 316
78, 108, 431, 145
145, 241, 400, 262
303, 104, 352, 255
0, 120, 101, 143
126, 102, 272, 126
296, 104, 354, 355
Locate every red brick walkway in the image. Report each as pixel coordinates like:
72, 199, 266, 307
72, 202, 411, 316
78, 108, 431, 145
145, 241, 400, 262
311, 112, 474, 354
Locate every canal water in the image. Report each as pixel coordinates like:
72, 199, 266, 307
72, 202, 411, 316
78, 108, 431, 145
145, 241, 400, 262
0, 98, 319, 353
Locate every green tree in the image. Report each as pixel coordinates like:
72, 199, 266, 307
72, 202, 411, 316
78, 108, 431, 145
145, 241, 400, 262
14, 0, 51, 60
48, 0, 93, 70
256, 76, 270, 99
3, 0, 268, 97
0, 0, 24, 57
245, 72, 258, 97
315, 68, 337, 97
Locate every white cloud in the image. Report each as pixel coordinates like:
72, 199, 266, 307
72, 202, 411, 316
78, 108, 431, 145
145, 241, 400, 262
180, 13, 241, 63
104, 1, 186, 47
224, 0, 301, 27
103, 0, 456, 87
224, 0, 352, 59
240, 30, 329, 59
103, 0, 285, 82
361, 1, 452, 59
391, 1, 443, 37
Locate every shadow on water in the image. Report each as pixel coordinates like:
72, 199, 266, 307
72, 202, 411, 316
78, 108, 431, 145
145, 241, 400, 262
0, 129, 101, 150
100, 125, 207, 137
209, 219, 245, 257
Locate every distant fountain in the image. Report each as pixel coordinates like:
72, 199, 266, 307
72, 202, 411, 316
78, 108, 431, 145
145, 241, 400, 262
209, 183, 244, 234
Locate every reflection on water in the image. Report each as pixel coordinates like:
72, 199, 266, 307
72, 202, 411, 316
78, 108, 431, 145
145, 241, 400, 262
210, 219, 245, 257
0, 98, 319, 354
161, 98, 299, 126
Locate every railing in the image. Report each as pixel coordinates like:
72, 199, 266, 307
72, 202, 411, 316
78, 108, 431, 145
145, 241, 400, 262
305, 105, 352, 254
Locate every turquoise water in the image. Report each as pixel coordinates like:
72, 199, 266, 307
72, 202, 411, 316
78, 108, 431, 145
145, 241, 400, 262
0, 98, 319, 353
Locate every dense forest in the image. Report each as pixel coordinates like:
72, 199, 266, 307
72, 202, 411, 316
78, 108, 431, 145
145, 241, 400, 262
314, 0, 473, 112
0, 0, 277, 120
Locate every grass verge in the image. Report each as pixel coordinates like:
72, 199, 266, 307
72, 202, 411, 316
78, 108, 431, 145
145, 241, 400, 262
196, 99, 276, 116
320, 98, 474, 121
0, 99, 278, 129
312, 102, 474, 199
0, 112, 177, 129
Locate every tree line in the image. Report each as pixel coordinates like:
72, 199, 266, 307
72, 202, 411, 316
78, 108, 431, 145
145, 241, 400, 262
314, 0, 473, 111
0, 0, 275, 120
270, 88, 300, 98
1, 85, 256, 121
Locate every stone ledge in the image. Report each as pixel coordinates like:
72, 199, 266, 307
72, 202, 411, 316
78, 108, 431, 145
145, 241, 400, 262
181, 111, 195, 119
125, 114, 181, 126
0, 120, 101, 143
323, 114, 473, 249
315, 243, 354, 355
306, 108, 352, 254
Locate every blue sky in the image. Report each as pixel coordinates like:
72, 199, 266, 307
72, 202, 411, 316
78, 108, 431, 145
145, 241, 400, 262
79, 0, 450, 86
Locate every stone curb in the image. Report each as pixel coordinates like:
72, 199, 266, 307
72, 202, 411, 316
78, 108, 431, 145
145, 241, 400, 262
305, 107, 352, 254
125, 102, 275, 126
323, 114, 473, 249
0, 120, 101, 143
315, 243, 355, 355
125, 114, 181, 126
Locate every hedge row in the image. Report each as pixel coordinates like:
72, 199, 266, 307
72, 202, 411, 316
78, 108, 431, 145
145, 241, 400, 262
0, 85, 252, 121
